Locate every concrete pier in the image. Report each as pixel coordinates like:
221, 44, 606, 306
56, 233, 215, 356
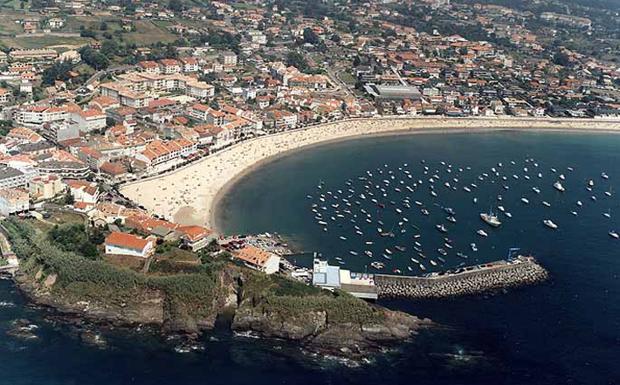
375, 255, 548, 299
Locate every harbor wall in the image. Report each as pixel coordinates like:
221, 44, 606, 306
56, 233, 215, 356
375, 256, 548, 299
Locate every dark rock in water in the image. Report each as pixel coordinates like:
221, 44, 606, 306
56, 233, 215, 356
79, 330, 108, 348
7, 319, 38, 340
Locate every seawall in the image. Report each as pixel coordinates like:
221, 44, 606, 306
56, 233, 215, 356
375, 256, 549, 299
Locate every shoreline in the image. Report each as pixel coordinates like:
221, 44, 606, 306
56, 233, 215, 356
119, 116, 620, 233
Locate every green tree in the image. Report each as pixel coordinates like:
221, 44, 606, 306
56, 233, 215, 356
286, 51, 308, 72
302, 27, 320, 45
64, 191, 75, 205
79, 46, 109, 70
41, 60, 73, 85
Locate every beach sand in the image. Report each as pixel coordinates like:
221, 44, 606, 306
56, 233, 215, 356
119, 116, 620, 232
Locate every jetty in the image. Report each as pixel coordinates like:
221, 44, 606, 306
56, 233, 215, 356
375, 255, 548, 299
309, 255, 548, 300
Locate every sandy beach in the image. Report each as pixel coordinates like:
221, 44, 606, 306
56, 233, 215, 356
119, 116, 620, 231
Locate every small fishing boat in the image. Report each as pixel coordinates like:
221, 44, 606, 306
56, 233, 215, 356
543, 219, 558, 230
553, 181, 566, 192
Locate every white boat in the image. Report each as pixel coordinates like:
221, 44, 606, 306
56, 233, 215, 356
364, 251, 373, 257
577, 200, 583, 207
571, 211, 578, 216
505, 212, 512, 218
339, 236, 347, 241
559, 174, 565, 181
436, 224, 448, 233
470, 243, 478, 251
542, 201, 551, 207
521, 197, 529, 204
349, 251, 359, 256
480, 211, 501, 227
553, 181, 566, 192
543, 219, 558, 229
532, 187, 541, 194
588, 180, 594, 188
477, 229, 488, 237
601, 172, 609, 180
318, 221, 327, 225
603, 210, 611, 218
609, 231, 619, 239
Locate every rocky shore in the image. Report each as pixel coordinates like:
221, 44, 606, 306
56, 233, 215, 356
231, 294, 432, 358
376, 257, 549, 299
12, 267, 430, 359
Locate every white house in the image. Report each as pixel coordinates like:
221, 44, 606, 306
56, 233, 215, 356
104, 232, 155, 258
234, 245, 280, 274
0, 188, 29, 216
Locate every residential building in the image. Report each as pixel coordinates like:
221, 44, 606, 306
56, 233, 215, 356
104, 231, 155, 258
265, 110, 298, 130
65, 179, 100, 204
0, 188, 29, 216
0, 88, 12, 105
220, 51, 238, 66
234, 245, 280, 274
15, 105, 69, 127
29, 175, 64, 201
0, 166, 28, 189
159, 59, 182, 74
178, 225, 216, 251
69, 108, 107, 133
135, 138, 197, 167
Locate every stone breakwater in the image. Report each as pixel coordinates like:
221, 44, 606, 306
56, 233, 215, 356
375, 256, 549, 299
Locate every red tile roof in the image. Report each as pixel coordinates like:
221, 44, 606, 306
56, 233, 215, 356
105, 231, 151, 251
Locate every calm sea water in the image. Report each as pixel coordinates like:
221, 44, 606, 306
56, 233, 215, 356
218, 131, 620, 385
1, 131, 618, 385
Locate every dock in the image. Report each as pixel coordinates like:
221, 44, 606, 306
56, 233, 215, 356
375, 255, 548, 299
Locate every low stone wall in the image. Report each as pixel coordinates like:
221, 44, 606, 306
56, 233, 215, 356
375, 257, 549, 299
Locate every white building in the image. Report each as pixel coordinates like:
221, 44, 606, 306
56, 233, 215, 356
0, 188, 29, 216
69, 108, 107, 133
0, 166, 28, 189
104, 232, 155, 258
234, 245, 280, 274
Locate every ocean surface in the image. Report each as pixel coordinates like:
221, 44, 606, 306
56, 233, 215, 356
1, 131, 618, 385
